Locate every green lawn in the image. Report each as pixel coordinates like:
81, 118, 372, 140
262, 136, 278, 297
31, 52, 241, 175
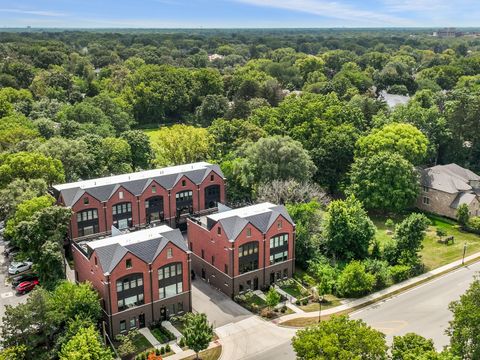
150, 326, 175, 344
180, 346, 222, 360
299, 294, 342, 312
132, 333, 153, 354
279, 282, 310, 299
372, 212, 480, 270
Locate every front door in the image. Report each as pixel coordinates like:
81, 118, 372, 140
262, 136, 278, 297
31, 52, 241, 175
139, 313, 145, 328
160, 307, 167, 321
201, 268, 206, 280
253, 277, 259, 290
270, 272, 275, 285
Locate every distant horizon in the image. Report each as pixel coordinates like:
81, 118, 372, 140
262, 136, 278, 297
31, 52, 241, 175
0, 0, 479, 29
1, 26, 479, 30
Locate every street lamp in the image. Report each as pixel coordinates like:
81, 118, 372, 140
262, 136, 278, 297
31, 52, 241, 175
462, 242, 467, 265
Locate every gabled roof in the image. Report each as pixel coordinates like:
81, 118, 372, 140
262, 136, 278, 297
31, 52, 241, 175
87, 225, 188, 274
450, 192, 477, 209
420, 164, 479, 194
54, 162, 224, 207
207, 202, 294, 241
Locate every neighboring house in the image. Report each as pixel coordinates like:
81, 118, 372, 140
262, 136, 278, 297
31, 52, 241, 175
72, 225, 191, 337
378, 90, 410, 108
52, 162, 226, 240
187, 202, 295, 298
417, 163, 480, 219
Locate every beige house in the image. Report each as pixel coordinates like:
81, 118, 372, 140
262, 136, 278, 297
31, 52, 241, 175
417, 164, 480, 219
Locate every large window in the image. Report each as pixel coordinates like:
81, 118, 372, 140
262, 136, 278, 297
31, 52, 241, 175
158, 263, 183, 299
116, 274, 144, 311
112, 202, 132, 229
176, 190, 193, 216
238, 241, 259, 274
145, 196, 164, 223
76, 209, 99, 237
269, 234, 289, 265
204, 185, 221, 209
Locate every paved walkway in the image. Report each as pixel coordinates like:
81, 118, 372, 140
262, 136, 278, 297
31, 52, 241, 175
277, 251, 480, 323
139, 327, 161, 348
162, 321, 183, 340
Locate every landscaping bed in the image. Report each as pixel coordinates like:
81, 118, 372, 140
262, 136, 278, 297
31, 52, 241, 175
234, 290, 292, 318
278, 278, 310, 300
299, 294, 342, 312
149, 322, 176, 344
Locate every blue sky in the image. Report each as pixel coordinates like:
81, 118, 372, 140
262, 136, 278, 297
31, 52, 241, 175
0, 0, 479, 28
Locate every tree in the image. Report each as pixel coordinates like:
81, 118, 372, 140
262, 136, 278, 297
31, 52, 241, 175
286, 201, 323, 267
347, 152, 419, 213
149, 125, 213, 166
257, 179, 329, 205
265, 287, 281, 309
391, 333, 436, 360
4, 195, 55, 240
195, 94, 229, 126
390, 213, 430, 267
292, 315, 388, 360
336, 261, 376, 298
234, 135, 316, 190
100, 137, 132, 175
308, 260, 338, 296
447, 275, 480, 359
0, 152, 65, 187
0, 179, 48, 220
457, 204, 470, 228
121, 130, 153, 171
14, 206, 72, 289
356, 123, 429, 165
0, 345, 27, 360
182, 313, 214, 360
115, 331, 137, 358
60, 325, 113, 360
322, 196, 376, 261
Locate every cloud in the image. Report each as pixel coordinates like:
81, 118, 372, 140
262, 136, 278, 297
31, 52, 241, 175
233, 0, 414, 26
0, 8, 66, 17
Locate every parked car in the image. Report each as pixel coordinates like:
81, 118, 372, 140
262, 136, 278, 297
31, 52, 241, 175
11, 273, 38, 287
8, 261, 33, 275
16, 279, 39, 294
3, 244, 18, 256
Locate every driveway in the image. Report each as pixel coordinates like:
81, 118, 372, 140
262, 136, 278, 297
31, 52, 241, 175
0, 239, 28, 326
191, 279, 251, 328
217, 316, 296, 360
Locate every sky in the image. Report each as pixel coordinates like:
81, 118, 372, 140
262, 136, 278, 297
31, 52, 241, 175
0, 0, 479, 28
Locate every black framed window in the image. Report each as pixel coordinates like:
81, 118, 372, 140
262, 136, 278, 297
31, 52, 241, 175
145, 196, 164, 223
116, 273, 144, 311
158, 262, 183, 299
204, 185, 221, 209
76, 209, 99, 237
112, 202, 132, 229
176, 190, 193, 216
269, 234, 288, 265
238, 241, 259, 274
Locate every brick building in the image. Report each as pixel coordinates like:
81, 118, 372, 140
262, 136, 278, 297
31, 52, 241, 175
72, 225, 191, 337
53, 162, 226, 240
187, 203, 295, 298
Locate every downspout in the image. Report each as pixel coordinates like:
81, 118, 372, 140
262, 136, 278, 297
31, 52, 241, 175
103, 203, 107, 233
231, 244, 235, 299
137, 197, 141, 228
263, 234, 266, 288
292, 226, 296, 276
197, 185, 201, 212
168, 191, 172, 227
106, 274, 113, 338
149, 264, 154, 324
187, 253, 192, 312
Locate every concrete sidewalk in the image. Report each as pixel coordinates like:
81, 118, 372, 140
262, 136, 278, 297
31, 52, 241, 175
276, 251, 480, 323
163, 340, 222, 360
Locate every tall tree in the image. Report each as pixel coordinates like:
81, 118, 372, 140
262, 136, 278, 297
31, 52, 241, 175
322, 196, 376, 261
120, 130, 153, 171
391, 333, 436, 360
59, 326, 113, 360
348, 152, 419, 213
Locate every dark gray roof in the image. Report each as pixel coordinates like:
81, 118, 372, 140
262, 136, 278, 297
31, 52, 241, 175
209, 203, 294, 241
450, 192, 477, 209
88, 226, 188, 274
55, 162, 224, 207
420, 164, 477, 194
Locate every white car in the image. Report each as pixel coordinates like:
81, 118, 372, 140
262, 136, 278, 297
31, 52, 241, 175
8, 261, 33, 275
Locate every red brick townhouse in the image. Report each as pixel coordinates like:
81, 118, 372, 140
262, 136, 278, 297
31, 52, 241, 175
72, 225, 191, 337
187, 202, 295, 298
52, 162, 226, 240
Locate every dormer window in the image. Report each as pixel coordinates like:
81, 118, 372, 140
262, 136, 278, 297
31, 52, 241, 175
246, 228, 251, 237
182, 180, 186, 187
167, 248, 173, 259
119, 191, 124, 200
210, 174, 214, 181
152, 185, 157, 194
126, 259, 132, 269
83, 197, 89, 205
277, 220, 283, 229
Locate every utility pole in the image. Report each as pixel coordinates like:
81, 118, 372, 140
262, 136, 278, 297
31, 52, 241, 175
462, 242, 467, 265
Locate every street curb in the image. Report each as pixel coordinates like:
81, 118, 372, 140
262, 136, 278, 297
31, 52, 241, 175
277, 254, 480, 328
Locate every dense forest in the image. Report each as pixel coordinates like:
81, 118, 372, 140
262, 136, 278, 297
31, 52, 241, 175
3, 28, 480, 359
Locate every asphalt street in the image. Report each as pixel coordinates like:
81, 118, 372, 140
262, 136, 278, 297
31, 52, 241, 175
351, 261, 480, 350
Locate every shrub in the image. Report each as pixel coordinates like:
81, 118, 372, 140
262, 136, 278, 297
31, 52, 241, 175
160, 347, 165, 355
165, 344, 171, 352
390, 264, 412, 283
385, 218, 395, 229
436, 228, 447, 237
302, 299, 308, 306
260, 308, 275, 318
363, 259, 392, 289
457, 204, 470, 228
155, 348, 160, 355
295, 300, 301, 305
468, 216, 480, 231
281, 305, 287, 313
336, 261, 376, 298
178, 337, 185, 347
